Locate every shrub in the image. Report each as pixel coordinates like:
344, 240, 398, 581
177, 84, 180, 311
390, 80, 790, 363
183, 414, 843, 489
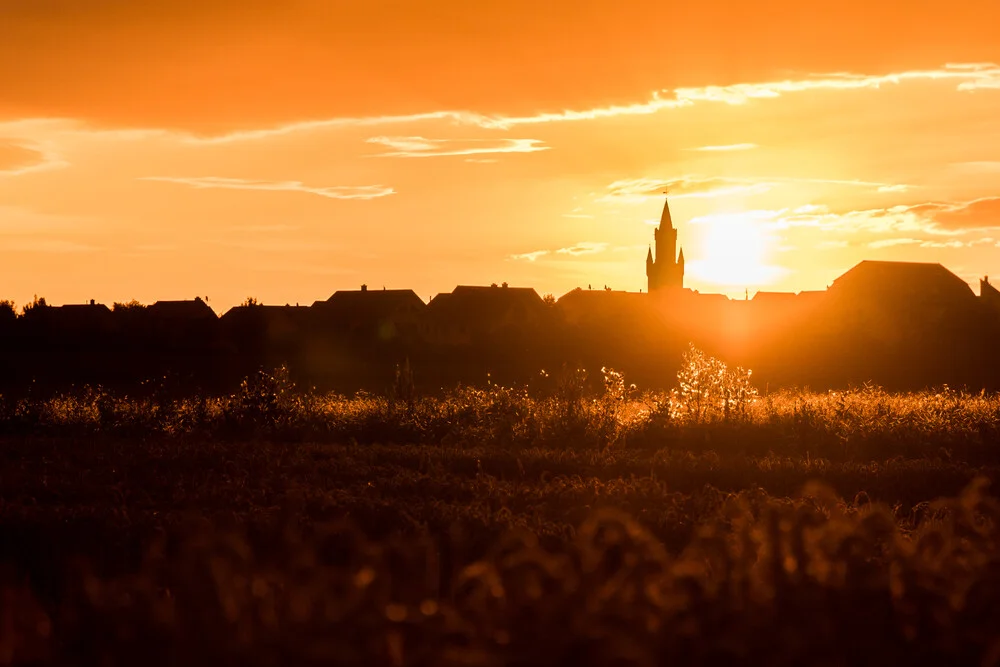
675, 343, 758, 422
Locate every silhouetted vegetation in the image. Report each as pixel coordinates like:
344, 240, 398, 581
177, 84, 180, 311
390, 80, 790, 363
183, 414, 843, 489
112, 299, 146, 313
2, 348, 1000, 664
19, 294, 47, 317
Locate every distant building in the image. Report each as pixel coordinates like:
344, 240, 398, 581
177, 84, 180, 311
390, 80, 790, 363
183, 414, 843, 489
556, 287, 648, 326
646, 195, 685, 292
311, 285, 426, 342
220, 304, 310, 342
47, 300, 114, 332
148, 296, 218, 322
427, 283, 547, 345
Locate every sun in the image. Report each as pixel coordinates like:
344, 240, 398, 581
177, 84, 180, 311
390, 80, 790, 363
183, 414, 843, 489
685, 211, 786, 289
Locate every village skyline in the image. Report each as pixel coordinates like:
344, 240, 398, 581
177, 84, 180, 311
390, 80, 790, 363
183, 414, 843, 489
3, 2, 1000, 310
4, 193, 998, 313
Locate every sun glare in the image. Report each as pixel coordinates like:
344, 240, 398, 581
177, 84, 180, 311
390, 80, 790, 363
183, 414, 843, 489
686, 211, 785, 289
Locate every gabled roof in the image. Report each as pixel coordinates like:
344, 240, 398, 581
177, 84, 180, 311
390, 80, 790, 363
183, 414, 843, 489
52, 303, 112, 314
148, 297, 218, 320
311, 289, 425, 329
557, 287, 646, 305
830, 260, 975, 302
220, 304, 310, 322
47, 302, 114, 326
752, 291, 799, 304
428, 285, 545, 322
316, 288, 424, 311
556, 288, 651, 322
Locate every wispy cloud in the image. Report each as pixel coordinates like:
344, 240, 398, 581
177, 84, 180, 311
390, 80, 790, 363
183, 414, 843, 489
919, 239, 967, 249
508, 250, 550, 262
914, 197, 1000, 231
487, 63, 1000, 128
556, 241, 608, 256
182, 111, 491, 145
602, 176, 773, 203
175, 63, 1000, 143
509, 241, 612, 262
139, 177, 394, 200
756, 197, 1000, 248
687, 143, 758, 152
366, 136, 548, 158
0, 140, 68, 177
669, 63, 1000, 106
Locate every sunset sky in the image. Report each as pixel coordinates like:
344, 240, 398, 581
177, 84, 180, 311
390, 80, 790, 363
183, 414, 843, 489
2, 0, 1000, 310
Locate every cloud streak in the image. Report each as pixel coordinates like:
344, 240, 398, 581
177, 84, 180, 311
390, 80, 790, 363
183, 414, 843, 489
0, 140, 68, 177
139, 177, 395, 200
602, 175, 913, 204
752, 197, 1000, 244
556, 241, 608, 256
602, 176, 773, 203
366, 136, 549, 158
180, 63, 1000, 143
508, 241, 612, 262
508, 250, 549, 262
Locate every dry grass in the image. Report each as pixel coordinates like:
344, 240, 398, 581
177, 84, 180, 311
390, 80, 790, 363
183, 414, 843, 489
1, 352, 1000, 665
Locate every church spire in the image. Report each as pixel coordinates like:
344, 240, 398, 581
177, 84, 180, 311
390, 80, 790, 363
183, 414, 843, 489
659, 196, 674, 230
647, 193, 684, 292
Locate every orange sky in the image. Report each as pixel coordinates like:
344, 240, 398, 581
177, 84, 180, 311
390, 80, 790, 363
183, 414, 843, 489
2, 0, 999, 309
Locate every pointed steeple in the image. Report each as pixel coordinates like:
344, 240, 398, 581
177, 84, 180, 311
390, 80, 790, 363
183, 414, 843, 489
648, 194, 684, 292
659, 196, 674, 229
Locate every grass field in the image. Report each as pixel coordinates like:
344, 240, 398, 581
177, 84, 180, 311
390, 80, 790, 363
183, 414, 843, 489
2, 351, 1000, 665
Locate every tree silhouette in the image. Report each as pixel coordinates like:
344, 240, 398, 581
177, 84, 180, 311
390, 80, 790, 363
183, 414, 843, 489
0, 300, 15, 322
20, 295, 47, 318
113, 299, 146, 313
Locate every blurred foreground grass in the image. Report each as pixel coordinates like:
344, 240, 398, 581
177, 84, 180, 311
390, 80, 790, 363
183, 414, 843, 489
2, 355, 1000, 665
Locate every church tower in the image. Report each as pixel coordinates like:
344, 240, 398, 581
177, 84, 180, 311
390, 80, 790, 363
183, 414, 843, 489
646, 195, 684, 292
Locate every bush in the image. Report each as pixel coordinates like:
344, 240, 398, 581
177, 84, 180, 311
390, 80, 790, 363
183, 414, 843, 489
675, 343, 758, 422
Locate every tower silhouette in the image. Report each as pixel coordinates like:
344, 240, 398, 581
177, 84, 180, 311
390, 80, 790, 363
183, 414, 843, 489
646, 195, 684, 292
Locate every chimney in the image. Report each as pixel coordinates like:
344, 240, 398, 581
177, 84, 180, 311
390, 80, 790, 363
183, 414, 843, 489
502, 282, 508, 288
361, 284, 368, 292
89, 299, 95, 305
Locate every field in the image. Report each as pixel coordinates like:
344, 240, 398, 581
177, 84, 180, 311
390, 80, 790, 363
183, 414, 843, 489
2, 351, 1000, 666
